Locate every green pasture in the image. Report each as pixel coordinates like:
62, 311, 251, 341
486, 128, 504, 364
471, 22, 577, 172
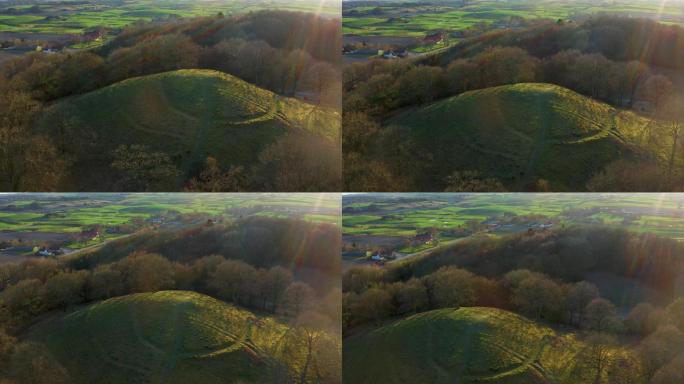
343, 0, 684, 38
344, 307, 641, 384
28, 290, 336, 383
0, 193, 339, 235
389, 83, 665, 191
36, 69, 339, 190
343, 194, 684, 251
0, 0, 339, 37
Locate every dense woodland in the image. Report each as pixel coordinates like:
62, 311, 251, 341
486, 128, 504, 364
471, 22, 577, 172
0, 10, 342, 192
344, 17, 684, 192
0, 216, 341, 383
343, 226, 684, 382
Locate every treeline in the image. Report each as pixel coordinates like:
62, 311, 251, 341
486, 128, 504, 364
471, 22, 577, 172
343, 227, 684, 304
64, 217, 341, 285
345, 46, 673, 116
391, 226, 684, 295
346, 16, 684, 116
2, 11, 341, 106
345, 265, 639, 330
448, 16, 684, 73
0, 252, 332, 329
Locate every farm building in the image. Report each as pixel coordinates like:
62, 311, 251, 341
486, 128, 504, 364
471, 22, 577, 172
412, 232, 434, 244
75, 229, 99, 242
35, 246, 64, 257
423, 32, 444, 44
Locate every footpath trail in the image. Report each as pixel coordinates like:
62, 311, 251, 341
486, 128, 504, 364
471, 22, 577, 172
519, 97, 550, 189
390, 237, 467, 264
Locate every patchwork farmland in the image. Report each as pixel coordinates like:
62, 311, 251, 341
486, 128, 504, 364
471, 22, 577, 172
343, 193, 684, 266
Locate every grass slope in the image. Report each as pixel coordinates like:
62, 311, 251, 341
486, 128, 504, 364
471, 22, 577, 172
36, 69, 339, 189
389, 83, 662, 190
27, 291, 310, 383
344, 307, 639, 384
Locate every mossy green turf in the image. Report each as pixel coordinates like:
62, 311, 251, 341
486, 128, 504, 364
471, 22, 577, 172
26, 291, 313, 384
343, 307, 640, 384
388, 83, 663, 191
35, 69, 339, 188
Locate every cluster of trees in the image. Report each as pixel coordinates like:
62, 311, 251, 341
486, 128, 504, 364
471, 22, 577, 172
343, 266, 620, 329
0, 251, 332, 324
2, 11, 340, 106
65, 217, 341, 282
489, 16, 684, 73
389, 226, 684, 296
0, 83, 67, 192
345, 46, 674, 118
103, 132, 341, 192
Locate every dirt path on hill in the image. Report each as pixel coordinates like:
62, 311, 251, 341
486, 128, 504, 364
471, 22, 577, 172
520, 97, 550, 189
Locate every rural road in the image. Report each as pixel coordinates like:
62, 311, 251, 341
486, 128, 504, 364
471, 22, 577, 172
391, 237, 467, 264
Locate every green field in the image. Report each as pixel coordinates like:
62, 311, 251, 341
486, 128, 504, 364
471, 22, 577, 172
343, 307, 640, 384
0, 0, 339, 37
388, 83, 664, 191
35, 69, 340, 189
27, 290, 332, 383
343, 194, 684, 257
0, 193, 340, 234
343, 0, 684, 38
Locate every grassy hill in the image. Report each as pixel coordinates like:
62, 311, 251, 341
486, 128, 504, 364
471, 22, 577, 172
26, 290, 317, 383
35, 69, 340, 189
343, 307, 640, 384
388, 83, 664, 190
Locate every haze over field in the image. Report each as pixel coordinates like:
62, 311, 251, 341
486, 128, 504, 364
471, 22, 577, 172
343, 193, 684, 383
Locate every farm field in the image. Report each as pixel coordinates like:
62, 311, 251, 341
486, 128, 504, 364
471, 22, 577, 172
343, 0, 684, 38
344, 307, 640, 384
0, 193, 339, 261
35, 69, 340, 190
0, 0, 339, 42
343, 193, 684, 260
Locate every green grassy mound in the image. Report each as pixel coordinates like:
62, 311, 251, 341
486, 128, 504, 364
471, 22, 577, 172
389, 83, 661, 190
36, 69, 339, 189
343, 307, 639, 384
26, 291, 310, 384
